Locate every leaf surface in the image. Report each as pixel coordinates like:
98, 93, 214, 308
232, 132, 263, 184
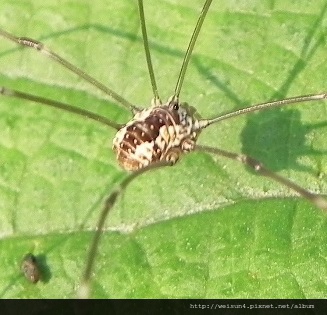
0, 0, 327, 298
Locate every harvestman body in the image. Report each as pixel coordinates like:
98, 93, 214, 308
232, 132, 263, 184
1, 0, 327, 298
113, 98, 202, 171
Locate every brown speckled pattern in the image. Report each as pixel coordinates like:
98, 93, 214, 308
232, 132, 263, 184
113, 103, 200, 171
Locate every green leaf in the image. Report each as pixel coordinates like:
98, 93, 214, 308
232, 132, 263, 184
0, 0, 327, 298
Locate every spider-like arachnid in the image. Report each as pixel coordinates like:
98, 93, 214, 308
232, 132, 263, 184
1, 0, 327, 298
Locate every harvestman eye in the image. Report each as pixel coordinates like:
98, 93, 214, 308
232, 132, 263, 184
1, 0, 327, 298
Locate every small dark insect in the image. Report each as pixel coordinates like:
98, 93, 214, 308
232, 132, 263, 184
21, 253, 40, 284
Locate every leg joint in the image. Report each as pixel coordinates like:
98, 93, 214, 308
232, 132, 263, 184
238, 154, 263, 172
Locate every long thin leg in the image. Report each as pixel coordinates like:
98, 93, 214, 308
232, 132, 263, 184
0, 29, 140, 113
0, 86, 122, 130
198, 93, 327, 129
173, 0, 212, 101
77, 160, 173, 299
196, 144, 327, 211
137, 0, 161, 105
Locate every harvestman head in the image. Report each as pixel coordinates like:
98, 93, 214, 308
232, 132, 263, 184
1, 0, 327, 298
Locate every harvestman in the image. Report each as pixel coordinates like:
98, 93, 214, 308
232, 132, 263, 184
1, 0, 327, 298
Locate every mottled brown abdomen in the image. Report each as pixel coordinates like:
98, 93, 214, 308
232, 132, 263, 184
113, 105, 197, 171
113, 105, 183, 171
